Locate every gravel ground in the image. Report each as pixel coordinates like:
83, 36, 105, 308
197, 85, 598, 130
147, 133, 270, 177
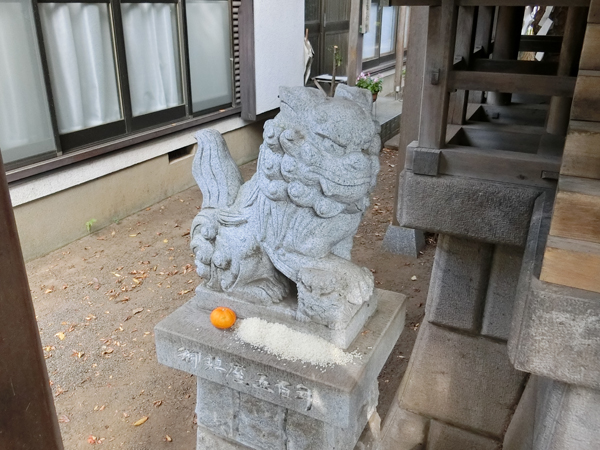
26, 147, 434, 449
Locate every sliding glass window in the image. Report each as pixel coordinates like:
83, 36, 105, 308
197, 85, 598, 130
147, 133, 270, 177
0, 0, 237, 172
185, 0, 233, 114
362, 2, 398, 71
0, 0, 57, 168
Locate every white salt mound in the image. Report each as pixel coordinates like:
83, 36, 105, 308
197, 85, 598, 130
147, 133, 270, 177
235, 317, 357, 367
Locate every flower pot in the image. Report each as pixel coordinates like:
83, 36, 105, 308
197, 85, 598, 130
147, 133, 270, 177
372, 93, 378, 102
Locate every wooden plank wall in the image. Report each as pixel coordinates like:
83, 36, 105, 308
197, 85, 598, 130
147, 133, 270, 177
540, 3, 600, 293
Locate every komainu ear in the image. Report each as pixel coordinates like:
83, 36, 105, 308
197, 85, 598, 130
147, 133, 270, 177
334, 84, 372, 115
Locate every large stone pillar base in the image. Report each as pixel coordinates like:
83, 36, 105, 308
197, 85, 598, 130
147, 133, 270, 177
155, 289, 406, 450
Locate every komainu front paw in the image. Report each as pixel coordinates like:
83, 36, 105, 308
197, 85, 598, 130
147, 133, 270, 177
296, 263, 374, 329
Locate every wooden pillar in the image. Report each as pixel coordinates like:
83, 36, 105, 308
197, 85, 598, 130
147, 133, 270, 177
488, 6, 524, 105
449, 6, 477, 124
546, 7, 588, 136
0, 152, 63, 450
347, 0, 363, 87
390, 6, 428, 226
393, 6, 408, 96
419, 0, 459, 149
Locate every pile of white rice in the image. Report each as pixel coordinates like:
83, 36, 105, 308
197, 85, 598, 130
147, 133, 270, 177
235, 317, 358, 367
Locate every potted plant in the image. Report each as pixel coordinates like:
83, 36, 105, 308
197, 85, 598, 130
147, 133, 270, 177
356, 73, 383, 102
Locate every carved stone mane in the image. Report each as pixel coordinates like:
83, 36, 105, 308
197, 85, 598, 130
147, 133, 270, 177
190, 85, 381, 330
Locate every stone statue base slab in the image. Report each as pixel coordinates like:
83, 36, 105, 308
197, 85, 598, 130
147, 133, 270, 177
191, 285, 379, 349
155, 289, 406, 450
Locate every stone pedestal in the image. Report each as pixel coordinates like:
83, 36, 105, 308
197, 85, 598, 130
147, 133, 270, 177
155, 289, 406, 450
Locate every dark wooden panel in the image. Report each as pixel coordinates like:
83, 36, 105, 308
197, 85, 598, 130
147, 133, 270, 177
471, 59, 558, 75
519, 35, 563, 53
448, 71, 576, 97
0, 153, 64, 450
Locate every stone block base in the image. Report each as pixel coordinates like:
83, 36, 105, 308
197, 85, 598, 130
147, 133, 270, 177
196, 378, 378, 450
156, 289, 406, 450
381, 224, 425, 258
503, 376, 600, 450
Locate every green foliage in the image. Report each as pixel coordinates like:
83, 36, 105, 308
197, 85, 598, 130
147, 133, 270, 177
356, 73, 383, 94
85, 219, 97, 233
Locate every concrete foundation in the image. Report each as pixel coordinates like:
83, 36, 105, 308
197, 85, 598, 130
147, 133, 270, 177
12, 120, 265, 261
155, 289, 406, 450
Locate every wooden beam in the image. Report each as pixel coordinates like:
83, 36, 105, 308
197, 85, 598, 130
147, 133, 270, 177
549, 177, 600, 244
471, 59, 558, 75
561, 121, 600, 179
541, 244, 600, 294
419, 0, 458, 149
448, 71, 577, 97
571, 75, 600, 122
519, 35, 563, 53
589, 0, 600, 23
406, 143, 561, 188
0, 151, 64, 449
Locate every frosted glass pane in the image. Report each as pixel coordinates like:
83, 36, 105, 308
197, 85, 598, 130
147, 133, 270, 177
40, 3, 122, 133
122, 3, 183, 116
380, 7, 397, 55
362, 4, 379, 60
0, 0, 56, 164
186, 0, 232, 112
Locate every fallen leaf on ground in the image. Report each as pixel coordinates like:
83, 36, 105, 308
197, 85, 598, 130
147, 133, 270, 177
165, 435, 172, 442
58, 414, 70, 423
132, 308, 143, 315
133, 416, 148, 426
411, 275, 417, 281
56, 332, 65, 340
153, 400, 163, 407
87, 435, 97, 444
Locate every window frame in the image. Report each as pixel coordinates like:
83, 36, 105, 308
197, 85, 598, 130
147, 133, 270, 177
5, 0, 239, 178
361, 2, 398, 72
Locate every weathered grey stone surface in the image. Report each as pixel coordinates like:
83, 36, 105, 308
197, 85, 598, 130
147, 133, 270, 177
397, 321, 525, 438
398, 171, 545, 246
509, 195, 600, 389
503, 375, 537, 450
481, 244, 524, 340
381, 224, 425, 258
197, 425, 254, 450
380, 402, 427, 450
504, 375, 600, 450
411, 146, 440, 176
425, 234, 493, 333
193, 285, 378, 349
426, 420, 501, 450
195, 376, 378, 450
510, 278, 600, 390
190, 85, 382, 331
156, 289, 406, 429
